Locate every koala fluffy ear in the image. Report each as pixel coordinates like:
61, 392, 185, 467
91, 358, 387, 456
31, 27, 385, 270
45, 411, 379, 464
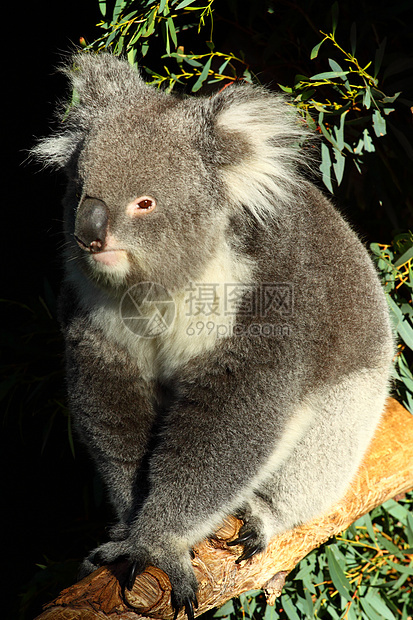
201, 83, 314, 220
66, 52, 153, 112
31, 131, 85, 170
32, 53, 154, 170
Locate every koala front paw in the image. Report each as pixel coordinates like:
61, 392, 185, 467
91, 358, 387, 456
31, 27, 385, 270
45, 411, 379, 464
83, 537, 199, 620
227, 516, 267, 563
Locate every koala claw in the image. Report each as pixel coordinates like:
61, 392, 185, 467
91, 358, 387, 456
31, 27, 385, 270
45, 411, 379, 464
227, 522, 265, 564
172, 592, 198, 620
235, 543, 263, 563
227, 528, 256, 546
125, 559, 143, 591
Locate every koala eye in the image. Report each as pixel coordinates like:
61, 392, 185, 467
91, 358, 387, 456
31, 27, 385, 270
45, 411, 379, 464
127, 195, 157, 217
138, 198, 154, 209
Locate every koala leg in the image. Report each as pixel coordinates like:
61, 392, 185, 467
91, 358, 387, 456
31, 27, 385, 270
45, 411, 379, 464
232, 369, 389, 554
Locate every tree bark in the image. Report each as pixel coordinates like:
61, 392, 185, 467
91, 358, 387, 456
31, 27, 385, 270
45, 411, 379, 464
35, 397, 413, 620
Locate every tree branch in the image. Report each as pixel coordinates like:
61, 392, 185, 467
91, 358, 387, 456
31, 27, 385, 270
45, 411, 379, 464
35, 398, 413, 620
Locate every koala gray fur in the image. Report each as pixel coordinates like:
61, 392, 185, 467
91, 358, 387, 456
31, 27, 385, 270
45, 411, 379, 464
34, 53, 394, 616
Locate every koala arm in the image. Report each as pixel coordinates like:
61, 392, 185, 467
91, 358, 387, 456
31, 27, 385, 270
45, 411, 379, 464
89, 350, 305, 614
62, 302, 158, 525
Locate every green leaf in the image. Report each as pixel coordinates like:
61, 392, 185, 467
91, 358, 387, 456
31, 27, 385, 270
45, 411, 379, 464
361, 513, 378, 543
167, 16, 178, 48
407, 511, 413, 546
278, 84, 293, 93
175, 0, 198, 8
281, 594, 301, 620
360, 597, 384, 620
310, 70, 349, 80
218, 57, 231, 75
98, 0, 107, 18
328, 58, 344, 73
127, 47, 137, 66
331, 2, 339, 34
214, 599, 235, 617
183, 55, 203, 67
320, 142, 333, 193
334, 110, 347, 151
311, 39, 324, 59
386, 559, 413, 575
375, 533, 405, 559
264, 602, 278, 620
394, 246, 413, 267
113, 0, 126, 22
370, 243, 382, 256
332, 147, 345, 185
387, 295, 413, 349
382, 92, 401, 104
363, 87, 371, 109
372, 110, 387, 137
192, 57, 212, 92
363, 128, 375, 152
365, 591, 397, 620
142, 6, 157, 37
326, 546, 353, 603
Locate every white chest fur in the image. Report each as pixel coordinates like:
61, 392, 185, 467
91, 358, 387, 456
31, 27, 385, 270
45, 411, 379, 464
84, 244, 253, 381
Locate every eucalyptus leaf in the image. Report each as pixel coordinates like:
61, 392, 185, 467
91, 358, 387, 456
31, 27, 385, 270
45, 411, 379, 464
372, 110, 387, 137
311, 39, 324, 59
278, 84, 293, 93
360, 598, 385, 620
328, 58, 344, 73
113, 0, 126, 22
213, 599, 235, 617
320, 142, 333, 192
394, 246, 413, 268
363, 87, 371, 109
98, 0, 107, 18
331, 1, 339, 34
310, 70, 349, 80
360, 513, 378, 544
365, 591, 397, 620
192, 56, 212, 92
363, 128, 375, 152
167, 16, 178, 47
326, 546, 353, 603
280, 594, 301, 620
332, 148, 345, 185
175, 0, 198, 8
387, 295, 413, 349
375, 533, 405, 559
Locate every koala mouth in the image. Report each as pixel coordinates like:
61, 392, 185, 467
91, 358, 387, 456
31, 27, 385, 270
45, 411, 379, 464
89, 248, 128, 268
74, 234, 129, 271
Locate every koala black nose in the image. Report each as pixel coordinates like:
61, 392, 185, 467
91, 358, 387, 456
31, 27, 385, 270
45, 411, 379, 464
75, 198, 109, 253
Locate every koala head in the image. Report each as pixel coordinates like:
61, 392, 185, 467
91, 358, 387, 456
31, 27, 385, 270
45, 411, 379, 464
34, 53, 310, 294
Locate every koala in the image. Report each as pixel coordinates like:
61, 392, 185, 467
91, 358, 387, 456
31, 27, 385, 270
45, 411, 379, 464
34, 53, 394, 618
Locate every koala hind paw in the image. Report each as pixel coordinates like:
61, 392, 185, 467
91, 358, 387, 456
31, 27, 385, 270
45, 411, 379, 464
227, 518, 266, 563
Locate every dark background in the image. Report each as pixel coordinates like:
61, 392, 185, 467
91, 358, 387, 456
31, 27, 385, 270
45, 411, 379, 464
3, 1, 413, 618
3, 4, 103, 617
